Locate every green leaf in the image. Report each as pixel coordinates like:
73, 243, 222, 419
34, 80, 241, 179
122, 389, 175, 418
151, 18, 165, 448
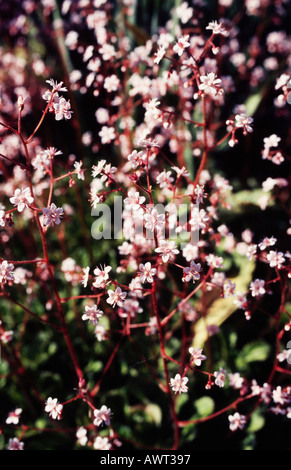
247, 410, 265, 433
195, 396, 215, 417
235, 340, 271, 370
144, 404, 162, 426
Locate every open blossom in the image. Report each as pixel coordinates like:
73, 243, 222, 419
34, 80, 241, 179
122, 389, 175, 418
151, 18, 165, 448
173, 35, 190, 56
124, 190, 145, 210
228, 412, 247, 431
235, 113, 253, 134
93, 436, 112, 450
0, 260, 14, 284
206, 20, 229, 36
93, 405, 111, 427
189, 207, 209, 231
82, 304, 103, 325
170, 373, 189, 394
249, 279, 266, 297
182, 261, 201, 283
45, 397, 63, 420
156, 170, 174, 189
6, 408, 22, 425
74, 161, 85, 180
10, 187, 34, 212
214, 367, 226, 387
104, 74, 120, 92
266, 250, 285, 269
155, 239, 179, 263
53, 97, 72, 120
144, 208, 165, 232
138, 262, 157, 283
98, 126, 116, 144
198, 72, 223, 97
93, 265, 112, 288
43, 203, 64, 227
76, 427, 88, 446
153, 45, 166, 64
7, 438, 24, 450
107, 286, 127, 307
189, 347, 206, 366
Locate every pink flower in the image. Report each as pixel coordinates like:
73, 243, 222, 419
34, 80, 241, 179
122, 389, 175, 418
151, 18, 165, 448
249, 279, 266, 297
228, 412, 247, 431
0, 260, 14, 284
138, 262, 157, 283
45, 397, 63, 420
6, 408, 22, 425
198, 72, 223, 97
155, 239, 179, 263
10, 187, 34, 212
93, 405, 111, 426
189, 347, 206, 366
170, 373, 189, 394
93, 265, 112, 288
53, 97, 72, 120
82, 304, 103, 325
43, 203, 64, 227
144, 208, 165, 233
206, 20, 229, 36
93, 436, 112, 450
7, 437, 24, 450
182, 261, 201, 283
98, 126, 116, 144
173, 35, 190, 56
214, 367, 226, 387
106, 286, 127, 307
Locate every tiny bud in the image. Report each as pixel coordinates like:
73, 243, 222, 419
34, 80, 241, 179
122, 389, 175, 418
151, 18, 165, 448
17, 95, 25, 110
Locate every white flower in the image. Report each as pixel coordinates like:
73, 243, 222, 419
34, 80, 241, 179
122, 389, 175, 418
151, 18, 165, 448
81, 266, 90, 288
138, 262, 157, 283
144, 208, 165, 232
124, 190, 146, 210
0, 260, 14, 284
235, 113, 253, 134
45, 397, 63, 420
154, 46, 166, 64
6, 408, 22, 425
266, 250, 285, 269
43, 203, 64, 227
93, 265, 112, 288
82, 305, 103, 325
206, 20, 229, 36
53, 97, 72, 120
173, 35, 190, 56
214, 367, 226, 387
228, 412, 247, 431
249, 279, 266, 297
93, 436, 111, 450
93, 405, 111, 427
76, 426, 88, 446
10, 187, 34, 212
198, 72, 223, 97
189, 347, 206, 366
170, 373, 189, 394
263, 134, 281, 149
74, 161, 85, 180
106, 286, 127, 307
98, 126, 116, 144
189, 207, 209, 231
7, 437, 24, 450
182, 261, 201, 283
155, 239, 179, 263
